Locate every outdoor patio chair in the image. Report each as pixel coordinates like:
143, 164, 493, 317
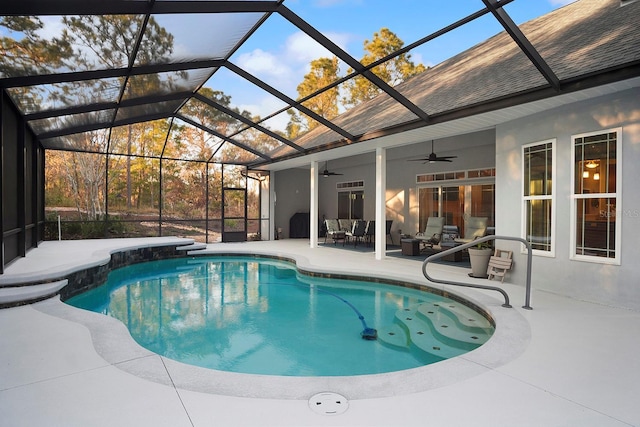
415, 217, 444, 249
324, 219, 345, 245
344, 219, 367, 247
365, 220, 375, 246
442, 225, 460, 241
338, 219, 352, 234
386, 220, 394, 245
455, 217, 488, 244
487, 249, 513, 283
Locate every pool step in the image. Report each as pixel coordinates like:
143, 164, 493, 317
0, 279, 68, 307
376, 323, 410, 348
176, 242, 208, 253
377, 302, 493, 359
415, 306, 492, 351
417, 301, 492, 331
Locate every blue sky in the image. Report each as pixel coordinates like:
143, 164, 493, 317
212, 0, 577, 130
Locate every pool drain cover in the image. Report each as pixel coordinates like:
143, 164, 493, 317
308, 392, 349, 415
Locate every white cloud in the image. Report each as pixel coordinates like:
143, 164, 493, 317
239, 97, 289, 132
236, 30, 353, 97
283, 30, 351, 62
37, 16, 66, 41
237, 48, 291, 78
233, 30, 355, 130
285, 32, 329, 64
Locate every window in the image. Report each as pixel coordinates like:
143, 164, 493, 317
571, 129, 621, 263
522, 140, 555, 255
416, 168, 494, 183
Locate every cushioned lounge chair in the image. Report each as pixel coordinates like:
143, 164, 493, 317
415, 217, 444, 249
454, 217, 488, 244
338, 219, 352, 234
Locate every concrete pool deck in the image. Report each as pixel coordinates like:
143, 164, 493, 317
1, 238, 639, 426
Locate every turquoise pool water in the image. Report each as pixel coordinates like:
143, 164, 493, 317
67, 256, 493, 376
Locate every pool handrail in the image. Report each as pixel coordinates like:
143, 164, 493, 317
421, 235, 533, 310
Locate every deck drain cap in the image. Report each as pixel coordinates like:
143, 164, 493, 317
309, 392, 349, 415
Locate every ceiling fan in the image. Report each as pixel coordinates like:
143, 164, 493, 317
409, 140, 457, 163
320, 161, 343, 177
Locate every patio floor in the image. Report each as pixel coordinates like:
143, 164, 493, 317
1, 238, 639, 426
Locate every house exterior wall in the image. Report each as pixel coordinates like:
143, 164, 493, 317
386, 131, 496, 240
274, 168, 311, 239
496, 87, 640, 310
275, 131, 495, 243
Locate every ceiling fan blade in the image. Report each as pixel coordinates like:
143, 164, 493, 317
410, 140, 458, 163
320, 161, 343, 176
435, 155, 457, 161
321, 170, 343, 177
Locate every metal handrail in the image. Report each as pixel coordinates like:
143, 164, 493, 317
421, 235, 533, 310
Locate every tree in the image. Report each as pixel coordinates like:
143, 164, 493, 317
177, 88, 257, 217
343, 28, 426, 108
56, 16, 177, 219
0, 17, 73, 117
60, 15, 174, 71
0, 16, 71, 77
297, 57, 339, 130
285, 28, 426, 135
287, 56, 340, 138
286, 109, 304, 140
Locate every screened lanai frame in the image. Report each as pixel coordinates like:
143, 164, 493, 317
1, 0, 568, 163
3, 0, 639, 250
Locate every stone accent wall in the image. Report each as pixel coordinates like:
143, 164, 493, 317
59, 245, 185, 301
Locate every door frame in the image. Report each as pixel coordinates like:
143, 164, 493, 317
222, 186, 247, 242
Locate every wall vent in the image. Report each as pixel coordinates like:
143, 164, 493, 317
336, 180, 364, 189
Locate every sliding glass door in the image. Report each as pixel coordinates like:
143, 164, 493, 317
419, 183, 494, 236
338, 190, 364, 220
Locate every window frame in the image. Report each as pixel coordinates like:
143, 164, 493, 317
570, 128, 622, 265
521, 139, 556, 257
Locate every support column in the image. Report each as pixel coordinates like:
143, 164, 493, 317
270, 173, 276, 240
375, 147, 386, 260
310, 161, 318, 248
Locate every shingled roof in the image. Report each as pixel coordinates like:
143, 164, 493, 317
272, 0, 640, 163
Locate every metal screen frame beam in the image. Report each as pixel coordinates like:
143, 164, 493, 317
38, 111, 171, 140
193, 93, 303, 153
24, 91, 193, 121
225, 62, 355, 142
482, 0, 560, 91
0, 1, 281, 16
176, 114, 272, 162
0, 60, 224, 89
278, 5, 431, 123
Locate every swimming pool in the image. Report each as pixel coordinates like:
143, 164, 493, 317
67, 256, 494, 377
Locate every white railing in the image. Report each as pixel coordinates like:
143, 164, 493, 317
422, 235, 533, 310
